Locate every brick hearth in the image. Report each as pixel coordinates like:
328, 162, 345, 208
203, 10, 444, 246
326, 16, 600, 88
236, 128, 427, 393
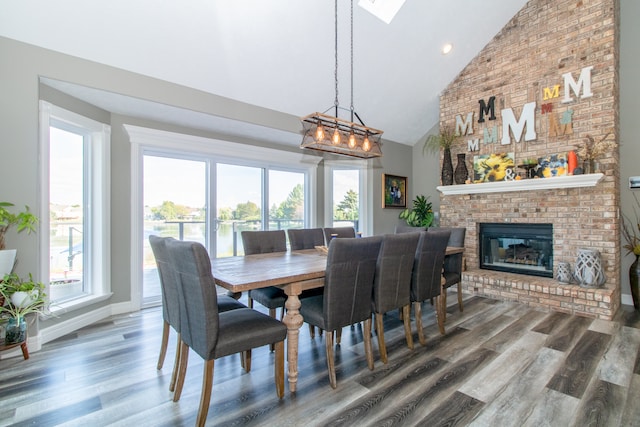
461, 269, 618, 320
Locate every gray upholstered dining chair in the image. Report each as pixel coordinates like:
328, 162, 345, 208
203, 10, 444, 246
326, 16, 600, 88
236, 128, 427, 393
394, 224, 427, 234
372, 232, 420, 364
166, 239, 287, 427
286, 228, 326, 337
434, 227, 466, 321
241, 230, 288, 319
149, 235, 244, 393
299, 235, 382, 388
410, 229, 451, 344
287, 228, 325, 250
322, 226, 356, 244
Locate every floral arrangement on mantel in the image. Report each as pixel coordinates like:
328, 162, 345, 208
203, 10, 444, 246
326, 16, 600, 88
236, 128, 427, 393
622, 193, 640, 256
576, 129, 616, 162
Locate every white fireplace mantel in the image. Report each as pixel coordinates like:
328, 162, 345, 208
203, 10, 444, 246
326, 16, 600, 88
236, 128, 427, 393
437, 173, 604, 195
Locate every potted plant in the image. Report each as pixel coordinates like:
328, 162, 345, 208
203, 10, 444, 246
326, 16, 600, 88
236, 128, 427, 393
0, 202, 39, 276
0, 273, 47, 345
423, 126, 458, 185
399, 195, 434, 228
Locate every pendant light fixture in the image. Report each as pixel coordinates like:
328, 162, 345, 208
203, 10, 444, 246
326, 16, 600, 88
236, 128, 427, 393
300, 0, 383, 159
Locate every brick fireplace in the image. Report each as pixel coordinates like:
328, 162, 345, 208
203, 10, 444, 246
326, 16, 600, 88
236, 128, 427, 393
436, 0, 620, 320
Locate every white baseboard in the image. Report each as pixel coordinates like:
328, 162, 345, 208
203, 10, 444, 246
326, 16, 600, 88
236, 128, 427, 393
621, 293, 635, 307
40, 305, 114, 344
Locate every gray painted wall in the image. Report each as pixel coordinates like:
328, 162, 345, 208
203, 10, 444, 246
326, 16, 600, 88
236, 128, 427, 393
619, 0, 640, 303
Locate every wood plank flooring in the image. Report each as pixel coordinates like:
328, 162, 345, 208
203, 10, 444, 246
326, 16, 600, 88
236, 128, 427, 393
1, 292, 639, 427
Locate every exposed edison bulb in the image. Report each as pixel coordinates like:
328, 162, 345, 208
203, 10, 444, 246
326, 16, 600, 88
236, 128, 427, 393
348, 130, 357, 148
332, 127, 341, 145
315, 123, 325, 141
362, 135, 371, 152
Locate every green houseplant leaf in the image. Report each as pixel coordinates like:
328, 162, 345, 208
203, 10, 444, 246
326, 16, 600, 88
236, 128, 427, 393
399, 195, 434, 227
0, 202, 39, 250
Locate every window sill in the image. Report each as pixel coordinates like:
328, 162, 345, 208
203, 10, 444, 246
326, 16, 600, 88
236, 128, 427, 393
45, 293, 113, 318
437, 173, 604, 195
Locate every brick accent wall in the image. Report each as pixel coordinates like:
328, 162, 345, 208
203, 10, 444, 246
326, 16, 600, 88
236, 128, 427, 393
438, 0, 620, 319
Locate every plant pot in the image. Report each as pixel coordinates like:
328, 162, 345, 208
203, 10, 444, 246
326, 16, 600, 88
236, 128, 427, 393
0, 249, 17, 277
630, 255, 640, 310
10, 291, 38, 308
5, 316, 26, 344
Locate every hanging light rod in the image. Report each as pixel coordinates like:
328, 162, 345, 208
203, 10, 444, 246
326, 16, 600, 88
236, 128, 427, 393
300, 0, 383, 159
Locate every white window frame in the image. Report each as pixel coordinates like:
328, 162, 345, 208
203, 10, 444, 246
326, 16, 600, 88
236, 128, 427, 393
323, 159, 373, 236
39, 101, 112, 313
126, 125, 320, 309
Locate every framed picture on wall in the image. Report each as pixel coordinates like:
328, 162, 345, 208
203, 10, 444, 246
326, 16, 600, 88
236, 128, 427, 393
382, 174, 407, 208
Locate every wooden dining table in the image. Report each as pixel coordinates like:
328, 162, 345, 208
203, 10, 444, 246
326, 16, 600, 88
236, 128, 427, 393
210, 246, 463, 393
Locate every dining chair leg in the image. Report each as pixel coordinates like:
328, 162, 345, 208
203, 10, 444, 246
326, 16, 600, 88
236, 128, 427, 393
157, 320, 170, 370
441, 284, 448, 323
248, 297, 254, 308
457, 282, 464, 312
279, 307, 285, 320
437, 295, 446, 335
414, 302, 426, 346
274, 340, 285, 398
309, 324, 316, 338
402, 304, 414, 350
375, 312, 388, 364
173, 341, 190, 402
196, 359, 214, 427
336, 328, 342, 345
170, 334, 182, 392
244, 349, 252, 372
363, 319, 374, 371
325, 329, 337, 389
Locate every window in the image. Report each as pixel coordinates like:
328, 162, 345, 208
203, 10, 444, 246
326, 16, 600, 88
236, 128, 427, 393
127, 125, 317, 309
40, 102, 111, 308
328, 167, 361, 231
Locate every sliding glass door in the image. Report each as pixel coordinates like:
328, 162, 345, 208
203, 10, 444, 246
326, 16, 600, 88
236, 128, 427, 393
143, 155, 206, 303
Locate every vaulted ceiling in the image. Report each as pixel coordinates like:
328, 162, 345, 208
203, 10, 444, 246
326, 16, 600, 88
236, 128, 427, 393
1, 0, 529, 146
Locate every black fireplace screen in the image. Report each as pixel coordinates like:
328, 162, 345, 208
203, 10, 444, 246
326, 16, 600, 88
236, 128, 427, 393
479, 223, 553, 278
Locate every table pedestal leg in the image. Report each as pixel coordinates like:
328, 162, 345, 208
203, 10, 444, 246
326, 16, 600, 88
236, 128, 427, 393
283, 290, 303, 393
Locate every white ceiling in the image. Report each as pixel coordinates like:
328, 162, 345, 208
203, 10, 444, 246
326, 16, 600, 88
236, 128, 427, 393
1, 0, 529, 146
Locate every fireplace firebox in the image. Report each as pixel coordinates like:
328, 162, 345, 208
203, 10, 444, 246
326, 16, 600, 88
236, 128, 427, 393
479, 223, 553, 278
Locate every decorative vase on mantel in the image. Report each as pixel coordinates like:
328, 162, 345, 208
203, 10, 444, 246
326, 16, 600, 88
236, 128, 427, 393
630, 255, 640, 310
454, 153, 469, 184
583, 158, 596, 174
441, 148, 454, 186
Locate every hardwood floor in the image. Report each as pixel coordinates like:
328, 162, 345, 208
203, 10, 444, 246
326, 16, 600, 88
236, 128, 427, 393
1, 292, 639, 426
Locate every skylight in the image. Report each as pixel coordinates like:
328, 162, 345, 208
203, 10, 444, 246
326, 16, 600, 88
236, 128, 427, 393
358, 0, 406, 24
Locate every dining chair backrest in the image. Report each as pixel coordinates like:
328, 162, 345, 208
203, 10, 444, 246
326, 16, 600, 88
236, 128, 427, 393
166, 239, 220, 360
323, 235, 382, 331
410, 229, 451, 302
372, 232, 421, 314
322, 226, 356, 245
433, 227, 466, 247
241, 230, 287, 255
433, 227, 466, 286
149, 235, 180, 330
287, 228, 325, 250
394, 225, 427, 234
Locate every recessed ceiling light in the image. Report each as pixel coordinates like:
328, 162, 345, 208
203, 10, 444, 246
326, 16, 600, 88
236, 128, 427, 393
442, 43, 453, 55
